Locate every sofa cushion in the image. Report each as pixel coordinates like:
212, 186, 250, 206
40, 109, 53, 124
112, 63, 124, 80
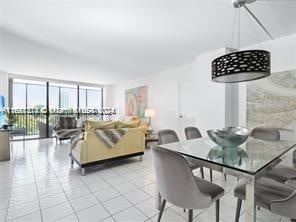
85, 120, 116, 130
60, 117, 77, 129
138, 120, 149, 134
130, 116, 140, 121
116, 120, 139, 128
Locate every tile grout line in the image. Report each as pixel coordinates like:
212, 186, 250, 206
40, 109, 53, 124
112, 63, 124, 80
27, 139, 45, 222
4, 141, 40, 222
4, 141, 15, 222
80, 160, 152, 221
4, 140, 46, 222
79, 170, 116, 222
96, 164, 153, 221
46, 142, 81, 222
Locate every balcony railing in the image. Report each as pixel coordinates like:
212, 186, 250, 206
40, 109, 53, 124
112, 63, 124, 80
7, 108, 116, 139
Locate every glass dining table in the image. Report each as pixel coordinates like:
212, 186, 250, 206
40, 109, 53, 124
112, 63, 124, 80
156, 132, 296, 222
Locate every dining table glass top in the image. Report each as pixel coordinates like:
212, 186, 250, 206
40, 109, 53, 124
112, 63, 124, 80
158, 135, 296, 175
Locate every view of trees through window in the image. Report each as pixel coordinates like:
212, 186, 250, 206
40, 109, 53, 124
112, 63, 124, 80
9, 78, 103, 139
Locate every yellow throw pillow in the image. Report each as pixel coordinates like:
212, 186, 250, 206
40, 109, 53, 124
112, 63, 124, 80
130, 116, 140, 121
85, 120, 116, 130
138, 120, 149, 134
116, 120, 140, 128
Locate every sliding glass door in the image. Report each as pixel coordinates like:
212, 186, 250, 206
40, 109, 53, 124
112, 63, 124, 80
9, 78, 103, 140
11, 79, 47, 139
79, 86, 103, 120
49, 83, 78, 128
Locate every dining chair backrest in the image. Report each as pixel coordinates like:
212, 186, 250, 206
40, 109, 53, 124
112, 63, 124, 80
158, 129, 180, 145
152, 146, 212, 209
250, 127, 280, 141
185, 126, 202, 140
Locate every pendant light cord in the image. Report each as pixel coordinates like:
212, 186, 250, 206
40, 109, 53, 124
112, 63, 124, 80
238, 8, 240, 49
243, 5, 273, 40
246, 9, 264, 49
227, 10, 238, 49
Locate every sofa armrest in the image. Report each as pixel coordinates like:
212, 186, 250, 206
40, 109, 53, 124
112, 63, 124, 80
71, 139, 88, 164
53, 124, 60, 131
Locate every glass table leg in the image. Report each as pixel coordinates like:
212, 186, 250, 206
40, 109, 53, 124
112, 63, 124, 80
156, 191, 162, 210
245, 177, 256, 222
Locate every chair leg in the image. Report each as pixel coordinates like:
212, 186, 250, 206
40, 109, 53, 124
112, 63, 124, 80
210, 169, 213, 182
215, 199, 220, 222
157, 199, 166, 222
188, 209, 193, 222
224, 173, 227, 181
235, 199, 242, 222
200, 167, 204, 179
81, 168, 86, 176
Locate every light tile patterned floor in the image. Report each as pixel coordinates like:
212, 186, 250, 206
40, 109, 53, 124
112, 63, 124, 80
0, 139, 293, 222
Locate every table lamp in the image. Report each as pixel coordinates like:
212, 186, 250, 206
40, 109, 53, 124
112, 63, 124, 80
145, 109, 155, 128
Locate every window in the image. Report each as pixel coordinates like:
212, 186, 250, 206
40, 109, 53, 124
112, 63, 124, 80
49, 86, 59, 108
12, 82, 26, 108
27, 83, 46, 109
9, 77, 103, 140
49, 83, 78, 109
79, 89, 87, 109
80, 86, 102, 109
12, 79, 47, 109
11, 79, 47, 139
60, 87, 77, 109
87, 89, 102, 109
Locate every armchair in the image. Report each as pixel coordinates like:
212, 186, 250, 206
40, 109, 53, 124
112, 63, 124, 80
53, 116, 82, 143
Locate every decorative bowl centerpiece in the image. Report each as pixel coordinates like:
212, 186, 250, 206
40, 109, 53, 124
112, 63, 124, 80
207, 146, 249, 166
207, 126, 250, 147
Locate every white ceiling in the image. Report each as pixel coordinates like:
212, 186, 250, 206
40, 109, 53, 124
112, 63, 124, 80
1, 0, 296, 84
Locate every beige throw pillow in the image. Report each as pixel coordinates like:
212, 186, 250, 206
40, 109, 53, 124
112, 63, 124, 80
116, 120, 140, 128
85, 120, 116, 130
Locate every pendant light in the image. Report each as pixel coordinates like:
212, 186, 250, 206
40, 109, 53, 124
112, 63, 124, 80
211, 0, 272, 83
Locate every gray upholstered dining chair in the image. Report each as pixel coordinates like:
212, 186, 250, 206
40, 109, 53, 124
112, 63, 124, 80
184, 126, 227, 182
234, 177, 296, 222
250, 127, 280, 141
185, 126, 213, 182
158, 129, 204, 178
184, 126, 202, 140
152, 146, 225, 222
251, 127, 296, 183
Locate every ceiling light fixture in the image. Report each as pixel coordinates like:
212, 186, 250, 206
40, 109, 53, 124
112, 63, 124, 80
211, 0, 273, 83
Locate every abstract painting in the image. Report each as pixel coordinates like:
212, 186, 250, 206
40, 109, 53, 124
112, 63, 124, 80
247, 69, 296, 130
125, 86, 148, 117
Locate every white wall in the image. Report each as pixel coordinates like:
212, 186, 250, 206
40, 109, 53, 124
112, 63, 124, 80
110, 48, 226, 137
110, 33, 296, 137
0, 71, 8, 105
239, 33, 296, 126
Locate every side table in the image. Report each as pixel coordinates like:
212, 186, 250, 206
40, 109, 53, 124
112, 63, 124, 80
0, 130, 11, 161
145, 132, 159, 148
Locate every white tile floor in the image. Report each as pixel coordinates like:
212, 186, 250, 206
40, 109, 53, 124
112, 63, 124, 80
0, 139, 293, 222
